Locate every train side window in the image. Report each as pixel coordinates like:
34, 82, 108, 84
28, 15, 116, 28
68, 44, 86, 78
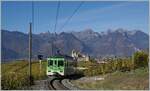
66, 61, 68, 67
64, 61, 67, 67
67, 62, 70, 67
58, 61, 64, 67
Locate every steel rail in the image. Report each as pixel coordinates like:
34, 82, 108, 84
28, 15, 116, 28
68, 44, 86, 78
48, 76, 69, 90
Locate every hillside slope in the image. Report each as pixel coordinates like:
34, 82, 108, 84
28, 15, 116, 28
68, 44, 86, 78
1, 29, 149, 61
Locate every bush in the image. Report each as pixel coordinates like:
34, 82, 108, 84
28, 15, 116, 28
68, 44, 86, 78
133, 51, 149, 68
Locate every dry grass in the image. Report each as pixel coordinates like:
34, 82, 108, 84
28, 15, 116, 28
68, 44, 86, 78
72, 67, 149, 90
1, 60, 47, 90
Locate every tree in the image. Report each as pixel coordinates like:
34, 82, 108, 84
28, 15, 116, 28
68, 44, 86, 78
133, 51, 149, 68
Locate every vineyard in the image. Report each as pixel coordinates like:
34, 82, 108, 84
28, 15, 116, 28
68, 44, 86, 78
78, 51, 149, 77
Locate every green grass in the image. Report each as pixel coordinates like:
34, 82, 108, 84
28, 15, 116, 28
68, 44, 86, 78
71, 67, 149, 90
1, 60, 47, 90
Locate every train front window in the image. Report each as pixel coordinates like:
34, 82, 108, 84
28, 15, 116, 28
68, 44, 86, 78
48, 60, 53, 66
58, 61, 64, 67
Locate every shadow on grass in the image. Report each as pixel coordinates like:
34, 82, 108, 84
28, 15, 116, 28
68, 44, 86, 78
64, 73, 85, 80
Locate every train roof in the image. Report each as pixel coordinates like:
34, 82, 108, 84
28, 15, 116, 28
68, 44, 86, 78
48, 54, 74, 60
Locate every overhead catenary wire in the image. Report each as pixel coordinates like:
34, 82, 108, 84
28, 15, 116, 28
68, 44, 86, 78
52, 1, 60, 56
58, 1, 84, 32
53, 1, 60, 33
51, 1, 84, 55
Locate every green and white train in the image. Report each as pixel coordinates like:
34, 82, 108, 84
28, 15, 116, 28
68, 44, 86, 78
47, 55, 77, 76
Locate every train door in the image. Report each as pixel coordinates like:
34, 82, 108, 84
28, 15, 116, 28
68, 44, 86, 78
52, 59, 58, 72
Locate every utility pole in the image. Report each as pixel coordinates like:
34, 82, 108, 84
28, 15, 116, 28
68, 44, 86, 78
51, 41, 53, 56
29, 22, 32, 85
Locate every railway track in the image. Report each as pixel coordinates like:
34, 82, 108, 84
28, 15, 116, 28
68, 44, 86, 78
48, 76, 70, 90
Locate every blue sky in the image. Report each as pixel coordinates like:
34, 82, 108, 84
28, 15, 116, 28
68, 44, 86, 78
1, 1, 149, 34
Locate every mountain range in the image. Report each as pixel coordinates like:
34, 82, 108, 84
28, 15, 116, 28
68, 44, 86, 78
1, 28, 149, 61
